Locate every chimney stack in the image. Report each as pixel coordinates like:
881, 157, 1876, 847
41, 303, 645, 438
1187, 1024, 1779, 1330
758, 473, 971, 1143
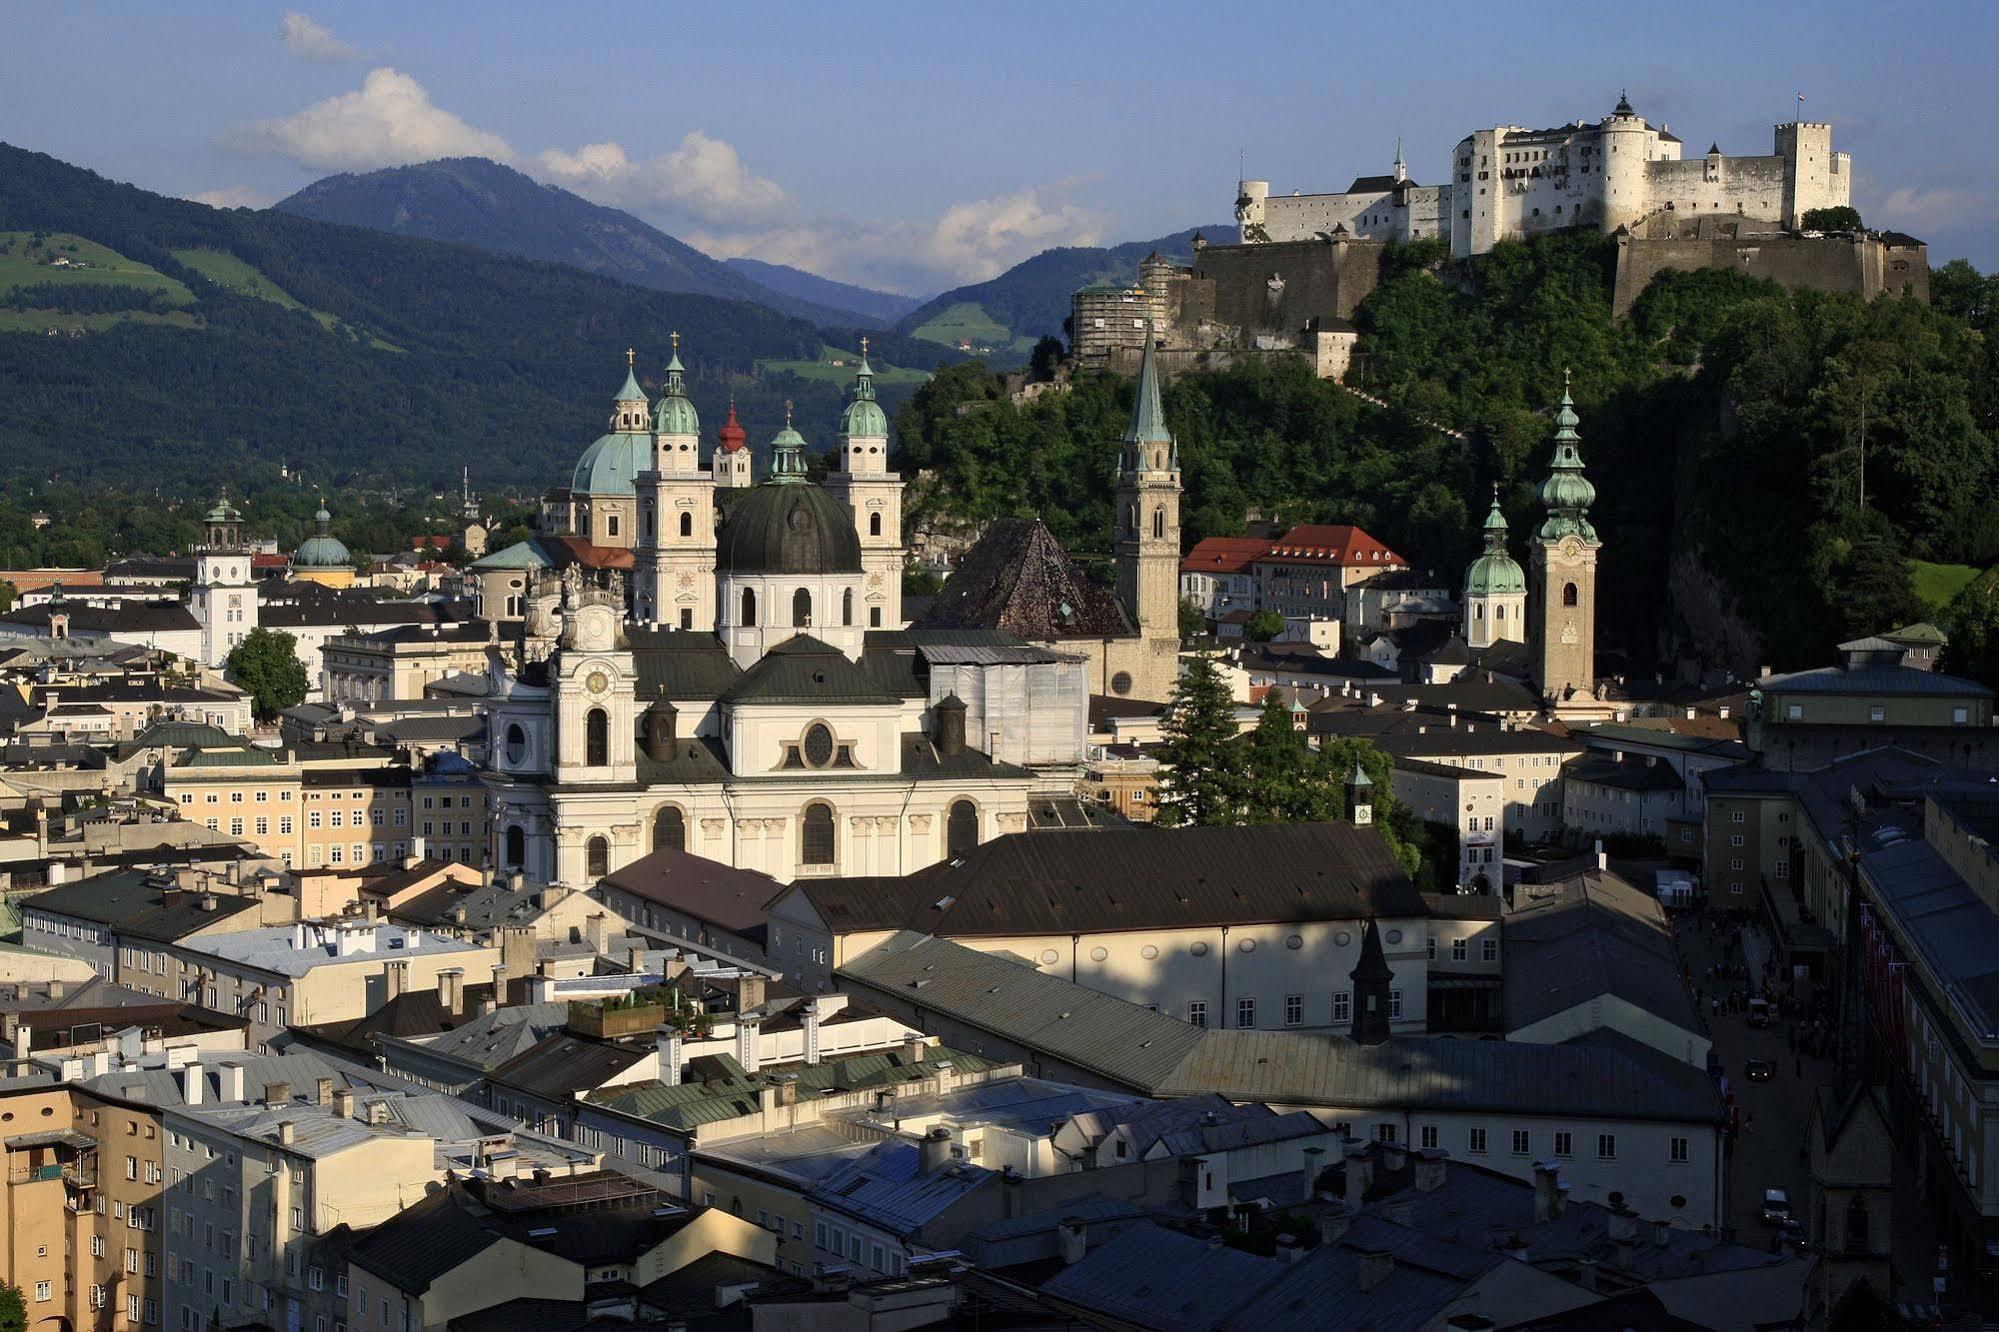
1356, 1250, 1394, 1292
180, 1064, 204, 1106
933, 696, 967, 757
333, 1087, 356, 1119
262, 1081, 290, 1108
1413, 1147, 1449, 1193
1343, 1142, 1372, 1209
315, 1077, 334, 1107
1057, 1216, 1087, 1266
655, 1027, 683, 1087
1274, 1233, 1305, 1265
918, 1126, 954, 1177
1532, 1162, 1567, 1222
1301, 1145, 1325, 1199
438, 968, 464, 1017
217, 1063, 246, 1103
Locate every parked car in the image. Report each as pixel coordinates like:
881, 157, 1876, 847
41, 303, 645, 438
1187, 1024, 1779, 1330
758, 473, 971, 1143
1746, 1057, 1775, 1082
1762, 1187, 1791, 1225
1747, 997, 1772, 1028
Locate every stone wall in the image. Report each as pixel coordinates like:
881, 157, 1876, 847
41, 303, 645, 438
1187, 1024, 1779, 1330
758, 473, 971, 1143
1190, 237, 1385, 336
1612, 231, 1929, 317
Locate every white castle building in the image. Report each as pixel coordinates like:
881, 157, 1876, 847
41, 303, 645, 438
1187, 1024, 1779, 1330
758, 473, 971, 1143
1237, 96, 1851, 259
479, 342, 1165, 888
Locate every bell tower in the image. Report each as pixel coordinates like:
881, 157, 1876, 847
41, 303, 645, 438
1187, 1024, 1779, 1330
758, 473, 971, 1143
1529, 373, 1601, 704
1114, 324, 1181, 643
634, 334, 716, 630
823, 340, 905, 629
192, 490, 258, 666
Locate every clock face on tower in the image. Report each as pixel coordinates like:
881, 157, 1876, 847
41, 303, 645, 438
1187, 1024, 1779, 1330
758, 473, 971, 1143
585, 671, 609, 695
1558, 536, 1583, 559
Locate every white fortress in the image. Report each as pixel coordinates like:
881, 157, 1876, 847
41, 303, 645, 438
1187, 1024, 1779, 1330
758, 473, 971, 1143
1237, 95, 1851, 259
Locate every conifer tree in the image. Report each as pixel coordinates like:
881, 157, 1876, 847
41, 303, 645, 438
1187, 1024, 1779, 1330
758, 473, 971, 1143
1153, 654, 1241, 826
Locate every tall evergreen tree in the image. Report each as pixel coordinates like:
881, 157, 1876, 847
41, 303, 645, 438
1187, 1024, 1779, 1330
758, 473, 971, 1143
1153, 654, 1241, 826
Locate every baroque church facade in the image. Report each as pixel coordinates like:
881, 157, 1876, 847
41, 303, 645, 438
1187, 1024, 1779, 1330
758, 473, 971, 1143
480, 338, 1182, 888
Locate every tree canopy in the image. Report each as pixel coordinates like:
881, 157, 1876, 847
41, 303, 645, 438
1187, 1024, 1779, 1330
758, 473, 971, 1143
226, 627, 309, 720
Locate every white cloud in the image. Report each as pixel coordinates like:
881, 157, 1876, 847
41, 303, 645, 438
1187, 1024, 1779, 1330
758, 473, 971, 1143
918, 184, 1102, 283
220, 68, 513, 171
535, 131, 787, 226
1872, 185, 1986, 234
189, 185, 274, 210
279, 11, 356, 62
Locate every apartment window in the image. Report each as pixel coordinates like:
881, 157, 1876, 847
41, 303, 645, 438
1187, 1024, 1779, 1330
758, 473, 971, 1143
1420, 1125, 1439, 1149
1554, 1132, 1573, 1158
34, 1282, 51, 1303
1511, 1130, 1530, 1155
1730, 834, 1744, 847
1332, 991, 1351, 1024
1467, 1127, 1488, 1154
1375, 1123, 1397, 1143
1597, 1134, 1617, 1160
1786, 704, 1803, 721
308, 812, 321, 829
1670, 1136, 1689, 1163
1284, 994, 1304, 1026
1236, 997, 1257, 1029
1427, 937, 1436, 960
1482, 938, 1499, 963
1188, 1001, 1207, 1028
1389, 990, 1403, 1020
1451, 938, 1468, 961
1730, 810, 1745, 824
280, 817, 293, 835
1954, 707, 1970, 725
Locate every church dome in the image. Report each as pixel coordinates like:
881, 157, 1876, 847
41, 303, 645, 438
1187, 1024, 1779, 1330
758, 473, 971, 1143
294, 506, 352, 569
716, 482, 862, 575
571, 432, 651, 497
839, 350, 887, 439
1465, 549, 1526, 596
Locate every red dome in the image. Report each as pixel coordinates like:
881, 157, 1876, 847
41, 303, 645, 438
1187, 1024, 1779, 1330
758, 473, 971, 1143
718, 401, 748, 453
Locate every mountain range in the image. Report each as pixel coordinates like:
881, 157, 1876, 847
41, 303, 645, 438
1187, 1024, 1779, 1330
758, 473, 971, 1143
0, 143, 950, 489
274, 158, 891, 327
723, 257, 923, 326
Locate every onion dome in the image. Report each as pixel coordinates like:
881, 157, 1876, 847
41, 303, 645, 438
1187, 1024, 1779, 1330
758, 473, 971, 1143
838, 340, 888, 440
1465, 487, 1526, 596
717, 399, 748, 454
293, 503, 352, 569
204, 493, 242, 526
653, 333, 700, 436
1537, 374, 1600, 544
572, 352, 653, 497
715, 405, 862, 575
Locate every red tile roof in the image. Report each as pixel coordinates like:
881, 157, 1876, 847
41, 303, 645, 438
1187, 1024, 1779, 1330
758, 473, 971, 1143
1257, 524, 1405, 569
1179, 536, 1272, 576
540, 536, 635, 570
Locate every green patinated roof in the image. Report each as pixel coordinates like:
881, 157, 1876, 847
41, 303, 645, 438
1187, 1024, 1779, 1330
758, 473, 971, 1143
1465, 492, 1526, 595
615, 365, 646, 402
468, 540, 555, 572
1538, 380, 1599, 544
572, 431, 652, 497
1886, 622, 1949, 646
587, 1047, 997, 1130
839, 356, 887, 439
1125, 323, 1175, 450
294, 505, 352, 569
653, 349, 700, 436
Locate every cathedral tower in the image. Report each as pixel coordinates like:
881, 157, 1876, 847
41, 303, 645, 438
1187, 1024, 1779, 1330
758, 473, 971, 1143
1463, 485, 1527, 650
1114, 325, 1181, 644
633, 335, 716, 629
823, 340, 906, 628
1529, 374, 1601, 703
714, 399, 753, 490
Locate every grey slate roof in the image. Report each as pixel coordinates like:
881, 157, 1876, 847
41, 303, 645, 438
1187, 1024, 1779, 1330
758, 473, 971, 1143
805, 1137, 993, 1236
797, 820, 1421, 937
630, 627, 743, 701
1761, 661, 1990, 698
1041, 1222, 1285, 1332
1502, 872, 1701, 1036
912, 517, 1134, 641
718, 635, 902, 706
1562, 754, 1686, 794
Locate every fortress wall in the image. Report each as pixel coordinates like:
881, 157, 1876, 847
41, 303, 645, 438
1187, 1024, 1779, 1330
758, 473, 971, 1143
1613, 233, 1930, 317
1191, 239, 1385, 335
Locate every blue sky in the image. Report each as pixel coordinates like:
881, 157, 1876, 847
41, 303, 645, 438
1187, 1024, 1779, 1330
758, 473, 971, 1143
8, 1, 1995, 293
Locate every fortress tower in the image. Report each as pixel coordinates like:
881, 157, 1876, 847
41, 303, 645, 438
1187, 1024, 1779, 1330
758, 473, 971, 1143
1775, 120, 1850, 228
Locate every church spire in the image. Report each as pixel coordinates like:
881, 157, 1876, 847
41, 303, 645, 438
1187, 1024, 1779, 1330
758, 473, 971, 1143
653, 331, 699, 436
1481, 482, 1508, 552
1537, 371, 1598, 544
616, 347, 645, 405
1125, 322, 1174, 449
769, 400, 808, 480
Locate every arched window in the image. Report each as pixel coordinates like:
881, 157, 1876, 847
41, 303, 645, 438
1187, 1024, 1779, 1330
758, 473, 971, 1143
741, 587, 757, 626
1563, 582, 1579, 607
503, 824, 525, 869
1844, 1196, 1869, 1252
1495, 605, 1505, 621
641, 504, 654, 541
504, 724, 527, 766
1125, 504, 1137, 534
1152, 507, 1165, 539
585, 708, 609, 767
1475, 604, 1484, 620
652, 806, 685, 853
842, 588, 854, 626
947, 800, 979, 858
801, 803, 836, 867
793, 588, 812, 627
586, 836, 609, 879
679, 511, 693, 538
869, 512, 882, 537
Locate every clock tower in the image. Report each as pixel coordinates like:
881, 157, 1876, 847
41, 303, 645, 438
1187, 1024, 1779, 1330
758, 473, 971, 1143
551, 583, 637, 786
1529, 374, 1601, 704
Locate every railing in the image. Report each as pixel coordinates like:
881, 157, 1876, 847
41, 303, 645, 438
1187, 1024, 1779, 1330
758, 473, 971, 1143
63, 1162, 95, 1188
8, 1163, 62, 1183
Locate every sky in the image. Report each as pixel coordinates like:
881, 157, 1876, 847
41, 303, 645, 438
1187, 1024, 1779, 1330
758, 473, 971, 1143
7, 1, 1996, 295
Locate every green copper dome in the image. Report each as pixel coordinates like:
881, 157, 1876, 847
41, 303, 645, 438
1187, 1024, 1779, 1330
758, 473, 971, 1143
1537, 380, 1600, 544
204, 495, 242, 525
575, 359, 654, 496
839, 354, 888, 439
294, 504, 352, 569
653, 348, 701, 436
1465, 492, 1525, 595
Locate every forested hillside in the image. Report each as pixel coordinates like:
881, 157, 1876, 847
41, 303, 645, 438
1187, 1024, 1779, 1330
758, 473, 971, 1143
0, 144, 952, 490
897, 233, 1999, 674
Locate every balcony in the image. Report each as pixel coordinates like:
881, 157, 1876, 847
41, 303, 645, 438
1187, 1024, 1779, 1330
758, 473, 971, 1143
8, 1162, 62, 1184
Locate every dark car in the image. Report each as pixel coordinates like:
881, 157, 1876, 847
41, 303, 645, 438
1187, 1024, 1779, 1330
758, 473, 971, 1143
1746, 1057, 1774, 1082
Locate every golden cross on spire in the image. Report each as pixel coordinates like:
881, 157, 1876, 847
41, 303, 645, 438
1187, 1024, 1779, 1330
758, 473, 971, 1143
670, 330, 680, 353
625, 347, 635, 369
1563, 366, 1572, 392
784, 398, 794, 427
859, 335, 869, 358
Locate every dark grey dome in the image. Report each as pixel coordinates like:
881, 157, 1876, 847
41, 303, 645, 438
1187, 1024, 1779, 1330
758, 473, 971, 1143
717, 481, 862, 575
